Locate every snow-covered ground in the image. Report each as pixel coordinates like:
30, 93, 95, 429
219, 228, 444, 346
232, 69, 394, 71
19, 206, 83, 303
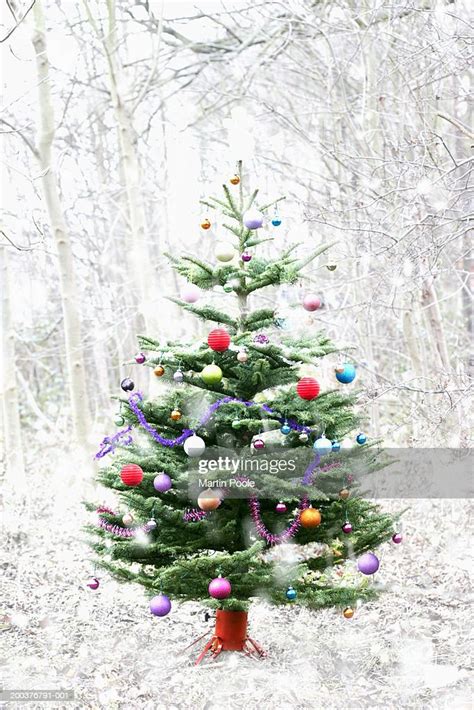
1, 449, 472, 710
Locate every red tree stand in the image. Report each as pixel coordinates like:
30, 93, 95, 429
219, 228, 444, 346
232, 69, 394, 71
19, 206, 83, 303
185, 610, 266, 664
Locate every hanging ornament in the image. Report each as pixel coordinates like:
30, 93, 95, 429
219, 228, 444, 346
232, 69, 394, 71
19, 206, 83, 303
173, 369, 184, 383
200, 218, 211, 230
271, 215, 282, 227
114, 414, 125, 427
207, 328, 231, 352
243, 209, 264, 230
154, 365, 165, 377
236, 349, 248, 363
300, 507, 322, 528
299, 432, 309, 443
223, 283, 233, 293
275, 502, 287, 513
200, 364, 223, 385
302, 294, 322, 312
335, 364, 356, 384
339, 488, 350, 500
184, 435, 206, 457
343, 607, 355, 619
342, 521, 352, 534
153, 472, 172, 492
280, 422, 291, 435
181, 284, 201, 303
357, 552, 380, 575
86, 577, 100, 590
145, 519, 157, 531
208, 576, 232, 600
241, 251, 252, 262
326, 264, 337, 271
254, 333, 269, 345
120, 378, 134, 392
332, 441, 341, 452
150, 594, 172, 617
170, 409, 182, 421
120, 464, 144, 487
252, 438, 265, 451
122, 512, 134, 526
198, 490, 221, 511
356, 433, 367, 445
135, 352, 146, 364
313, 436, 333, 455
296, 377, 320, 401
286, 586, 297, 601
230, 174, 240, 185
215, 242, 236, 262
392, 532, 403, 544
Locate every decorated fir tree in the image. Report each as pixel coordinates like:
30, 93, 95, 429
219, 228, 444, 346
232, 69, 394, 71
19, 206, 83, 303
87, 163, 401, 661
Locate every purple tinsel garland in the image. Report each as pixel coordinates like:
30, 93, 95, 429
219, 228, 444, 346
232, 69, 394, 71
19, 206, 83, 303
94, 392, 313, 458
96, 505, 153, 538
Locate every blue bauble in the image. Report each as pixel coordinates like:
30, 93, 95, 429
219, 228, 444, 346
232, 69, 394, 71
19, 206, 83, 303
313, 436, 333, 455
332, 441, 341, 452
281, 423, 291, 435
356, 433, 367, 445
286, 586, 297, 601
335, 364, 356, 384
272, 217, 282, 227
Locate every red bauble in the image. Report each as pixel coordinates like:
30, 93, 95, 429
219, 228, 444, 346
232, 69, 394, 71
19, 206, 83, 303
120, 464, 144, 486
207, 328, 231, 352
296, 377, 320, 401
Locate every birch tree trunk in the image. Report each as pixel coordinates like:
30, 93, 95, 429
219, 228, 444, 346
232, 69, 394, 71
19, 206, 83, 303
0, 245, 27, 488
32, 0, 91, 445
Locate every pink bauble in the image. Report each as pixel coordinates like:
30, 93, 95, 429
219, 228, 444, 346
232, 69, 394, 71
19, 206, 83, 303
303, 294, 322, 312
181, 284, 201, 303
208, 577, 232, 600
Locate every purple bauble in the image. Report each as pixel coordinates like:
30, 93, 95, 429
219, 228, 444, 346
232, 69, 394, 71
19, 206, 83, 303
392, 532, 403, 544
342, 521, 352, 534
303, 294, 322, 312
254, 333, 269, 344
135, 352, 146, 364
243, 209, 264, 230
208, 577, 232, 600
181, 284, 201, 303
276, 502, 287, 514
357, 552, 380, 575
153, 472, 172, 492
241, 251, 252, 262
86, 576, 100, 590
150, 594, 171, 617
253, 438, 265, 450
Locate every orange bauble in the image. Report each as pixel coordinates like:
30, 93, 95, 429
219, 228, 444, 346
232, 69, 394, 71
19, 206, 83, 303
300, 507, 322, 528
230, 175, 240, 185
154, 365, 165, 377
200, 218, 211, 230
197, 491, 221, 511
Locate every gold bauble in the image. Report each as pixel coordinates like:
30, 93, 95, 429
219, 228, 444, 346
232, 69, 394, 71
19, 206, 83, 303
300, 507, 322, 528
197, 490, 221, 511
170, 409, 182, 421
339, 489, 350, 500
201, 218, 211, 230
343, 607, 355, 619
154, 365, 165, 377
230, 175, 240, 185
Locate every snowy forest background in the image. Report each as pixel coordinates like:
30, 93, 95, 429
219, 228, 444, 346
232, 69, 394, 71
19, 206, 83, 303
1, 1, 473, 708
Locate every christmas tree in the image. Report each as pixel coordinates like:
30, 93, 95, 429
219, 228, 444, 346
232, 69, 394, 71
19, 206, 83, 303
87, 163, 400, 661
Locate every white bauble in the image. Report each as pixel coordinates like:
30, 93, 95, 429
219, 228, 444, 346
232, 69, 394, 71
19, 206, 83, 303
215, 242, 236, 262
313, 436, 333, 455
340, 438, 354, 450
184, 435, 206, 457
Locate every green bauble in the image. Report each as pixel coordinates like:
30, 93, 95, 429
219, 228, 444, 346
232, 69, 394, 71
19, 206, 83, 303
201, 364, 223, 384
115, 415, 125, 426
